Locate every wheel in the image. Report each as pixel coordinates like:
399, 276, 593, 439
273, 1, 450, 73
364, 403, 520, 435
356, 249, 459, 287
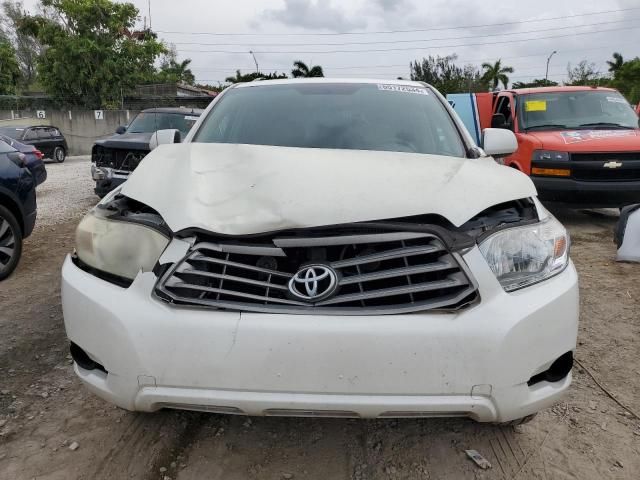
0, 205, 23, 281
53, 146, 66, 163
499, 413, 537, 426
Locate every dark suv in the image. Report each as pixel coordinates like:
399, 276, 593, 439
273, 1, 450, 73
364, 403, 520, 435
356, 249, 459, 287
0, 140, 37, 280
0, 126, 68, 163
91, 107, 202, 197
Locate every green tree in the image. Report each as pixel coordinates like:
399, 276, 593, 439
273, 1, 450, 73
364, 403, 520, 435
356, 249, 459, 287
224, 69, 287, 84
291, 60, 324, 78
565, 60, 610, 87
611, 57, 640, 104
157, 49, 195, 85
1, 1, 43, 89
20, 0, 166, 108
511, 78, 559, 89
409, 54, 487, 95
607, 52, 624, 73
0, 40, 20, 94
481, 59, 514, 90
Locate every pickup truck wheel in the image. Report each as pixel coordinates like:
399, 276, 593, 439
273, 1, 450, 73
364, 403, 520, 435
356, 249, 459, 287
0, 205, 22, 281
53, 146, 66, 163
498, 413, 537, 426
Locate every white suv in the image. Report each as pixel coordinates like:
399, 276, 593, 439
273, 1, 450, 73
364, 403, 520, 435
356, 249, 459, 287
62, 79, 578, 423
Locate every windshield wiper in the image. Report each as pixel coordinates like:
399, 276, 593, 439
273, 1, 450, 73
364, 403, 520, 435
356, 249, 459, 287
577, 122, 634, 129
525, 124, 567, 131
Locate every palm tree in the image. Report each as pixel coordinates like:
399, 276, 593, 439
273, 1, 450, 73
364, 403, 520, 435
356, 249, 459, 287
481, 59, 514, 91
607, 52, 624, 73
291, 60, 324, 78
173, 59, 195, 85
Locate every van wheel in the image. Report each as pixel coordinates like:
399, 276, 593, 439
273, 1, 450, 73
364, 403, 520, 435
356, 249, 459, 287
53, 146, 66, 163
0, 205, 23, 281
499, 413, 537, 426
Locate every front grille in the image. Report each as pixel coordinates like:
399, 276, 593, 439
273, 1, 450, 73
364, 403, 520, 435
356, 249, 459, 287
93, 146, 149, 171
570, 151, 640, 182
155, 232, 478, 315
570, 152, 640, 162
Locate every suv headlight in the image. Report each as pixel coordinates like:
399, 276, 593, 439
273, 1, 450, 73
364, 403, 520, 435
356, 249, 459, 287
479, 216, 569, 292
75, 210, 169, 281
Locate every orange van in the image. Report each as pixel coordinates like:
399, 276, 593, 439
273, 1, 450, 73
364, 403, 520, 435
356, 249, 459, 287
454, 86, 640, 207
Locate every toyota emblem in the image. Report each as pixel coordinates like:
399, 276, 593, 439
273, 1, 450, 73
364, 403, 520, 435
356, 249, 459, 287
288, 265, 338, 301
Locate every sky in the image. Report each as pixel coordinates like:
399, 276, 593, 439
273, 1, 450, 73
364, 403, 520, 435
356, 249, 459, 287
20, 0, 640, 86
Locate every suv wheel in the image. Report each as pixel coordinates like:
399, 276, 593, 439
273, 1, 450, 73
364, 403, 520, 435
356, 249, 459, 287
0, 205, 22, 281
53, 146, 66, 163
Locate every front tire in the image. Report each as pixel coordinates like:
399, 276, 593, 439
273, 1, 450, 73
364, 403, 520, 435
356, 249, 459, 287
0, 205, 23, 281
53, 146, 66, 163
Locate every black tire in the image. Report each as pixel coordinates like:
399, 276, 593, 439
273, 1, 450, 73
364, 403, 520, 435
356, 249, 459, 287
53, 146, 66, 163
0, 205, 23, 281
499, 413, 537, 427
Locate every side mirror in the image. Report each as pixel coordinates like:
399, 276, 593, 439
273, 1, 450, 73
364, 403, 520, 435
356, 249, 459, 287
115, 125, 126, 135
149, 129, 181, 150
482, 128, 517, 158
491, 113, 508, 129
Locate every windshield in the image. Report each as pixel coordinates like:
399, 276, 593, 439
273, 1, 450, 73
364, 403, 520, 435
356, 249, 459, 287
127, 112, 199, 135
519, 90, 639, 131
193, 83, 466, 157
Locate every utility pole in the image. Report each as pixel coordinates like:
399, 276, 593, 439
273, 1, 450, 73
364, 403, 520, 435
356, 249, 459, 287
545, 50, 557, 83
249, 51, 259, 73
148, 0, 152, 30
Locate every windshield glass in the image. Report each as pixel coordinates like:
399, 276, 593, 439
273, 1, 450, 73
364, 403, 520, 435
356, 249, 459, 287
193, 83, 466, 157
127, 112, 199, 135
519, 90, 639, 130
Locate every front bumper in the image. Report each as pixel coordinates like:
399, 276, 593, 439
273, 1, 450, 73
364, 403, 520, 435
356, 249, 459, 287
61, 248, 579, 422
532, 176, 640, 207
91, 165, 129, 197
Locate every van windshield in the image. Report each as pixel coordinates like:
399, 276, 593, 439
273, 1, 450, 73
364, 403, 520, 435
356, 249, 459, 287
519, 91, 639, 131
127, 112, 199, 135
193, 83, 466, 157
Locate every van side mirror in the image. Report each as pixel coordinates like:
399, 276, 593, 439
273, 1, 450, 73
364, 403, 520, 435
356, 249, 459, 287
482, 128, 517, 158
115, 125, 126, 135
491, 113, 508, 129
149, 129, 181, 150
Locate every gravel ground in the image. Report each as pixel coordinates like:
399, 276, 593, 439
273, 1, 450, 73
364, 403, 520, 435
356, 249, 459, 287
34, 156, 97, 227
0, 171, 639, 480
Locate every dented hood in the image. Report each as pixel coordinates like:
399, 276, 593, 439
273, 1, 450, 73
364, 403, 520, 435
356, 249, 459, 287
121, 143, 537, 235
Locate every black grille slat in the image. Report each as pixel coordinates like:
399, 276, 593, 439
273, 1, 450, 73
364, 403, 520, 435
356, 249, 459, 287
156, 232, 478, 315
315, 277, 465, 306
569, 151, 640, 182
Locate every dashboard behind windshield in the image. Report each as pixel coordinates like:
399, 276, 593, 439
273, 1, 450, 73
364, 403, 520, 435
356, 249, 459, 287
193, 83, 466, 157
519, 91, 638, 131
127, 112, 199, 135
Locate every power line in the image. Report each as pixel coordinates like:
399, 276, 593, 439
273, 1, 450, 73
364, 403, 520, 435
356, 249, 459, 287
193, 42, 627, 73
167, 18, 638, 47
156, 6, 640, 37
175, 24, 640, 55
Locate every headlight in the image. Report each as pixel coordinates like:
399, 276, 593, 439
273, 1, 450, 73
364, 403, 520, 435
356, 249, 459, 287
75, 210, 169, 281
532, 150, 569, 162
479, 216, 569, 292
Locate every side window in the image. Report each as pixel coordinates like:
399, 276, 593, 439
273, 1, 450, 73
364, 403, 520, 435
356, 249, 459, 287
48, 128, 61, 137
37, 128, 51, 139
23, 128, 38, 140
497, 97, 513, 127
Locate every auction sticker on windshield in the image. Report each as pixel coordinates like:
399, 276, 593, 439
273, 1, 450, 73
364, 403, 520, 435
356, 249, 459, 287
525, 100, 547, 112
378, 84, 428, 95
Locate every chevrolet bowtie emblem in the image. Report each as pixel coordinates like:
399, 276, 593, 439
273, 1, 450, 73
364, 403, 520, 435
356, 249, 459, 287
603, 161, 623, 169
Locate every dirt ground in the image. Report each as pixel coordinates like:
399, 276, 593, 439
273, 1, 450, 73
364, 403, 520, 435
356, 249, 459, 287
0, 157, 639, 480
